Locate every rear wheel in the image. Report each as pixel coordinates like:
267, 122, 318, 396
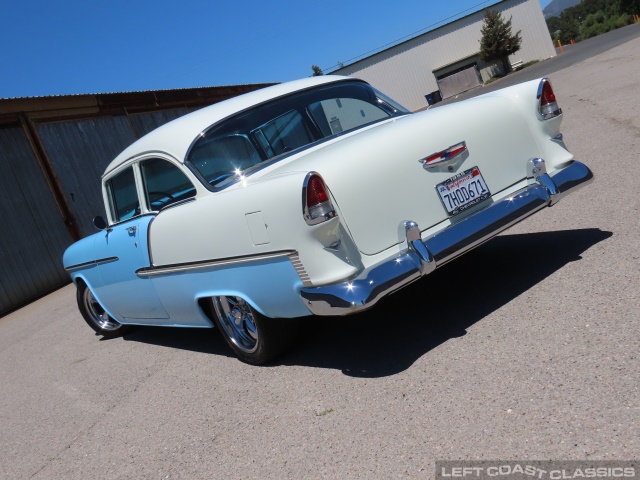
211, 296, 296, 365
76, 283, 131, 338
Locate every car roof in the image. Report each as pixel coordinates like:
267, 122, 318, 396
103, 75, 356, 177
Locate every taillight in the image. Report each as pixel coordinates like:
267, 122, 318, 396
303, 172, 336, 225
538, 78, 562, 120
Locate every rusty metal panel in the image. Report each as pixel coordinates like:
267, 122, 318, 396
0, 127, 71, 315
129, 108, 193, 137
37, 117, 137, 237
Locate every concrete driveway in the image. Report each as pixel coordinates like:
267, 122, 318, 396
1, 33, 639, 480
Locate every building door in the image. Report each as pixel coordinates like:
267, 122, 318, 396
437, 65, 482, 99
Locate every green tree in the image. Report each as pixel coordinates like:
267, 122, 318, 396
479, 9, 522, 73
311, 65, 323, 76
619, 0, 640, 15
545, 0, 634, 43
557, 12, 581, 43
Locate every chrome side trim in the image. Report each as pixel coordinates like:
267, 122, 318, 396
65, 256, 119, 272
159, 196, 196, 212
96, 257, 119, 266
300, 160, 593, 316
147, 215, 156, 266
136, 250, 303, 278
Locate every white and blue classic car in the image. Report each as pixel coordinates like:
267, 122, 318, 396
63, 76, 592, 364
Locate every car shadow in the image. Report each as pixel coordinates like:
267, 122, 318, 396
121, 326, 233, 358
276, 228, 611, 376
122, 228, 610, 376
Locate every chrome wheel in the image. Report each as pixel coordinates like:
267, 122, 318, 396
212, 296, 259, 354
82, 287, 121, 332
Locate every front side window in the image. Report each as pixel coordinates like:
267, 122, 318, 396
186, 81, 410, 190
140, 158, 196, 211
107, 167, 140, 223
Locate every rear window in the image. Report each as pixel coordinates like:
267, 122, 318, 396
186, 81, 409, 190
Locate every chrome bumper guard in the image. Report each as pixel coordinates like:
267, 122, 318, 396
300, 160, 593, 316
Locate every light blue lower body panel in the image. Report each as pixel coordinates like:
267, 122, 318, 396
70, 267, 125, 324
145, 255, 311, 327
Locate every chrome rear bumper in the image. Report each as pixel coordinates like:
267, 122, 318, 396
300, 160, 593, 316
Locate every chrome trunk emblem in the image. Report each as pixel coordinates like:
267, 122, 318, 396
419, 141, 468, 170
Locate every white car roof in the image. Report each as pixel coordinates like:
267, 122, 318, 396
103, 75, 354, 176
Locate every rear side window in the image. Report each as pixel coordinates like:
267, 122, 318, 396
307, 97, 388, 135
140, 158, 196, 211
251, 110, 314, 157
107, 167, 140, 222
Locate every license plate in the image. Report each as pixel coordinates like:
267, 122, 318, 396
436, 166, 491, 216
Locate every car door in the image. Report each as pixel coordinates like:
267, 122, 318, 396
93, 165, 170, 320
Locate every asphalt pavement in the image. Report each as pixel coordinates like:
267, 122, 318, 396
1, 30, 639, 480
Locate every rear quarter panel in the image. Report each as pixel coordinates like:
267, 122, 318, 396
148, 171, 361, 288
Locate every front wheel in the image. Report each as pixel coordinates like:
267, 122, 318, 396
76, 283, 131, 338
211, 296, 297, 365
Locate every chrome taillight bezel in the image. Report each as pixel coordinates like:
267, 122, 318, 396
537, 78, 562, 120
302, 172, 337, 226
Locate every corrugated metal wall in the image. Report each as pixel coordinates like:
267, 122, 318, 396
38, 117, 138, 237
0, 128, 71, 312
129, 108, 192, 137
335, 0, 556, 111
0, 106, 196, 315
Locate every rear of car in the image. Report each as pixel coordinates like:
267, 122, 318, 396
285, 78, 591, 314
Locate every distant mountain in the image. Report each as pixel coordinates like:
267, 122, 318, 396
543, 0, 581, 18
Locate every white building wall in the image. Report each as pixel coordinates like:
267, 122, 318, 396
334, 0, 555, 111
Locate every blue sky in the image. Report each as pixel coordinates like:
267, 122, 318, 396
0, 0, 553, 98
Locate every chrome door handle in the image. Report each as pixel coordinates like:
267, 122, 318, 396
126, 226, 137, 235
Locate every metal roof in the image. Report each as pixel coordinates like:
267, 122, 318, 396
0, 83, 278, 127
0, 82, 279, 101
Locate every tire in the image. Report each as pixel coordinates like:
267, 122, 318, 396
211, 296, 297, 365
76, 282, 131, 338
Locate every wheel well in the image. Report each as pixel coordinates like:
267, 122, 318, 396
197, 297, 217, 324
